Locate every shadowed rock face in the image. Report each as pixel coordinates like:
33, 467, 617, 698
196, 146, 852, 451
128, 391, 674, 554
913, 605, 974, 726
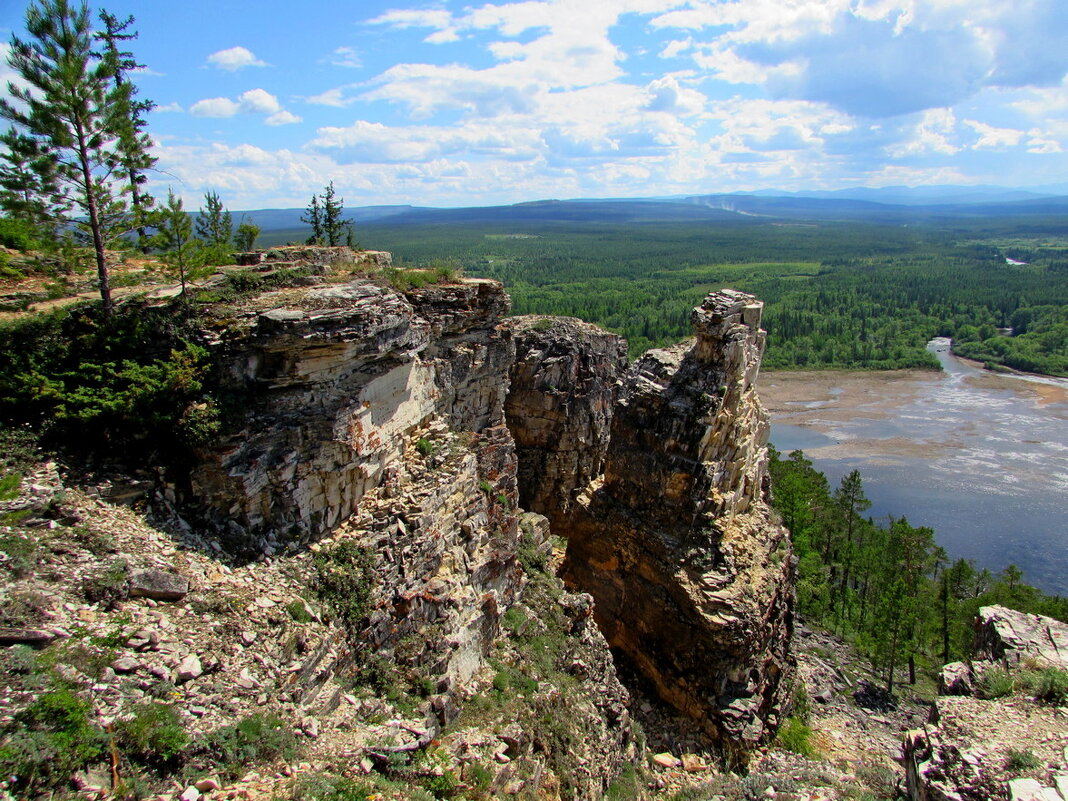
504, 316, 628, 532
562, 289, 795, 754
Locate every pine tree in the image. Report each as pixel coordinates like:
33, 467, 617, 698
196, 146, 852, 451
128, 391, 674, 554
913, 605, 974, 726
234, 216, 259, 252
321, 181, 352, 246
1, 0, 149, 314
301, 192, 323, 245
153, 188, 197, 295
0, 125, 66, 238
194, 190, 233, 266
92, 10, 155, 252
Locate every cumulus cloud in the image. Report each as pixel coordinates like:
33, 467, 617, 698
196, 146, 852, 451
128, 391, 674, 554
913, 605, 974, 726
206, 46, 268, 71
651, 0, 1068, 118
188, 89, 298, 124
266, 110, 302, 126
189, 97, 241, 118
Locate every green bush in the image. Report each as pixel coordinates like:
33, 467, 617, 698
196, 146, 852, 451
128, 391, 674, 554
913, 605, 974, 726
0, 302, 219, 464
0, 687, 104, 795
1033, 667, 1068, 705
0, 530, 35, 576
286, 598, 314, 623
0, 216, 40, 251
116, 702, 188, 763
775, 716, 817, 757
975, 667, 1014, 699
313, 539, 374, 632
1004, 748, 1041, 771
201, 713, 298, 778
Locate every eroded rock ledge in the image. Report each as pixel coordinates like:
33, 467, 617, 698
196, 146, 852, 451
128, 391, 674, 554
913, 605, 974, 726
561, 289, 795, 754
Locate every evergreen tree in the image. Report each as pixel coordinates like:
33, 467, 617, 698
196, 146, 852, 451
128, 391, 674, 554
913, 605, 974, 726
1, 0, 148, 314
92, 10, 155, 252
301, 192, 323, 245
0, 125, 66, 239
321, 181, 352, 246
152, 188, 197, 295
195, 190, 232, 265
234, 216, 259, 252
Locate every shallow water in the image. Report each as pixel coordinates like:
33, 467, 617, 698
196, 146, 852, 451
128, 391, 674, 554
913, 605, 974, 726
761, 339, 1068, 594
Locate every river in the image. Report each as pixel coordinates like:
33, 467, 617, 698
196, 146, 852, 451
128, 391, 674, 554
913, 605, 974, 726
758, 338, 1068, 595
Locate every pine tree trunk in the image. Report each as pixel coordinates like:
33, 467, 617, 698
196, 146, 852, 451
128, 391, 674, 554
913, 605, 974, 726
75, 121, 112, 316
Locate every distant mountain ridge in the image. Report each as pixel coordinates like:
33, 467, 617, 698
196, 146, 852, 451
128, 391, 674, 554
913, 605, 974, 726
239, 186, 1068, 234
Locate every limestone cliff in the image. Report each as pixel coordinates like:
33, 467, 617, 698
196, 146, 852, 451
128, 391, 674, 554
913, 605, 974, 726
561, 289, 795, 754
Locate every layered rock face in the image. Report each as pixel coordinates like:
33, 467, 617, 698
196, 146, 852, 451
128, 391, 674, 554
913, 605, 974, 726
504, 316, 628, 531
563, 289, 794, 753
189, 278, 513, 551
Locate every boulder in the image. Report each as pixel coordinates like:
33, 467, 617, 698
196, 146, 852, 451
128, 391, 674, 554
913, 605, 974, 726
128, 568, 189, 601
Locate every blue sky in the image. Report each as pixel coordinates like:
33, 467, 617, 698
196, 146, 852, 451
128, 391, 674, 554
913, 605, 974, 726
2, 0, 1067, 210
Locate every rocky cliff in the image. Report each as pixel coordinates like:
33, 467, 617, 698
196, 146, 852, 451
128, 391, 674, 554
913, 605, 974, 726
561, 290, 794, 755
168, 274, 790, 779
504, 315, 628, 532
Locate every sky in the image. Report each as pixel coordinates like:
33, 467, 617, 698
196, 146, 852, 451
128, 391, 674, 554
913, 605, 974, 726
1, 0, 1067, 211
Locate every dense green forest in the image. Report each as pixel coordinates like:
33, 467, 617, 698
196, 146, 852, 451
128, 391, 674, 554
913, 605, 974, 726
352, 218, 1068, 373
768, 446, 1068, 694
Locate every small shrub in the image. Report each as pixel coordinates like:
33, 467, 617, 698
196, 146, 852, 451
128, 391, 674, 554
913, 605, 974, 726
0, 687, 104, 795
200, 713, 299, 778
313, 540, 374, 632
116, 702, 188, 763
975, 666, 1014, 699
775, 716, 817, 757
1033, 668, 1068, 705
286, 598, 314, 623
83, 558, 129, 608
415, 437, 435, 457
0, 530, 36, 576
478, 479, 493, 494
4, 645, 38, 675
291, 773, 381, 800
1004, 748, 1041, 771
792, 679, 812, 723
0, 471, 20, 500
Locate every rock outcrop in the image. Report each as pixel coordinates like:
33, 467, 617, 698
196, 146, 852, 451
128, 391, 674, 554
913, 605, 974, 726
905, 606, 1068, 801
505, 316, 627, 531
975, 605, 1068, 669
177, 274, 792, 764
188, 278, 513, 552
563, 289, 794, 754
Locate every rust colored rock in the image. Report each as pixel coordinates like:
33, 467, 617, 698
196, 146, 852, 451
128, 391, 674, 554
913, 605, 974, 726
505, 315, 628, 531
563, 289, 794, 756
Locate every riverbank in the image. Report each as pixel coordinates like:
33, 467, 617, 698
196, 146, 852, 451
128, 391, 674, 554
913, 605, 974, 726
757, 344, 1068, 595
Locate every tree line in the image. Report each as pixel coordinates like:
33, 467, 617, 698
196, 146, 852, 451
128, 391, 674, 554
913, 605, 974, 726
768, 447, 1068, 694
357, 218, 1068, 374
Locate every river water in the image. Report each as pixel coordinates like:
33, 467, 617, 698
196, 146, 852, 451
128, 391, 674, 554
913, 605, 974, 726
759, 339, 1068, 595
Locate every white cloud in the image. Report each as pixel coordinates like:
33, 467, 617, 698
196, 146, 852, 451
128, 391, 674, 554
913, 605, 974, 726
965, 120, 1024, 149
650, 0, 1068, 118
189, 97, 241, 118
306, 85, 362, 107
153, 102, 184, 113
188, 89, 296, 125
238, 88, 281, 115
266, 110, 302, 126
327, 47, 363, 69
206, 46, 268, 71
